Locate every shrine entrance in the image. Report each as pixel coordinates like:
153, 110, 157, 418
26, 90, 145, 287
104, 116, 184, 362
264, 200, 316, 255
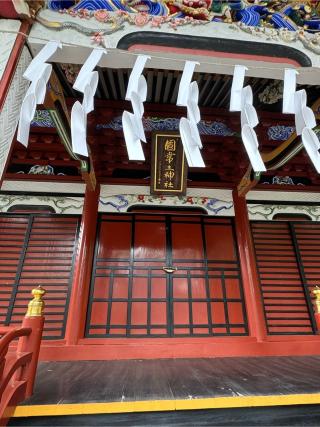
85, 213, 248, 338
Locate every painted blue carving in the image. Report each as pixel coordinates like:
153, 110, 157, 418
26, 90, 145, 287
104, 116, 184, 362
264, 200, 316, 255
99, 194, 234, 214
272, 176, 294, 185
47, 0, 76, 10
135, 1, 168, 16
236, 5, 298, 30
267, 125, 294, 141
72, 0, 129, 11
99, 195, 129, 211
31, 110, 55, 128
262, 175, 306, 186
205, 198, 233, 214
199, 120, 234, 136
304, 15, 320, 30
47, 0, 166, 14
96, 116, 235, 136
270, 12, 297, 30
45, 0, 320, 34
236, 6, 265, 27
31, 112, 235, 136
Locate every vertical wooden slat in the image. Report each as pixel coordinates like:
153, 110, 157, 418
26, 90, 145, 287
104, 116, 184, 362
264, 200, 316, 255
0, 214, 80, 339
251, 221, 313, 335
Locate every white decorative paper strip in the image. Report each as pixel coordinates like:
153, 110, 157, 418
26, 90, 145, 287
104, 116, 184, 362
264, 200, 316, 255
23, 41, 62, 81
122, 111, 145, 161
70, 48, 106, 157
241, 124, 266, 172
177, 61, 204, 167
71, 101, 88, 157
125, 55, 150, 103
301, 128, 320, 173
230, 65, 265, 172
282, 69, 318, 172
82, 72, 99, 114
177, 61, 199, 107
282, 69, 316, 136
122, 55, 150, 161
17, 41, 62, 147
180, 118, 205, 168
283, 68, 298, 115
17, 92, 37, 147
230, 64, 248, 112
294, 90, 316, 136
73, 48, 105, 93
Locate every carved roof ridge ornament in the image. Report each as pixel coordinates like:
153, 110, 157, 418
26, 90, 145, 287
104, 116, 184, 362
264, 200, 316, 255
122, 55, 150, 160
177, 61, 205, 168
282, 68, 320, 173
17, 41, 62, 148
230, 64, 266, 173
70, 48, 107, 158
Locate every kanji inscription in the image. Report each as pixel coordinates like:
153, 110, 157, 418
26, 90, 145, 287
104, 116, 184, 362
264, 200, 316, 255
151, 133, 187, 195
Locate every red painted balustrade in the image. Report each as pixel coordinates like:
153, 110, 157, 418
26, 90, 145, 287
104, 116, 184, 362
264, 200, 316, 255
0, 287, 45, 425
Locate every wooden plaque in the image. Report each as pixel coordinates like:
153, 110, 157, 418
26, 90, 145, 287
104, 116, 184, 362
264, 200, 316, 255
151, 132, 187, 196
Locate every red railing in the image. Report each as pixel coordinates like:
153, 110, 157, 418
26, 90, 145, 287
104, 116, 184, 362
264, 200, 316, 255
0, 287, 45, 425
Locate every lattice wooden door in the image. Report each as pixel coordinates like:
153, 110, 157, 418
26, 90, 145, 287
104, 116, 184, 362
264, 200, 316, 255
86, 213, 248, 337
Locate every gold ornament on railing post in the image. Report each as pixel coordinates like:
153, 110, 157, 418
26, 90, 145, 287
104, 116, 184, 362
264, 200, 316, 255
26, 286, 46, 317
312, 286, 320, 314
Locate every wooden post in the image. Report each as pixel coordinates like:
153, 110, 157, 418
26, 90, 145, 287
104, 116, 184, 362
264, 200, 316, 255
312, 287, 320, 333
232, 190, 267, 342
17, 286, 45, 398
65, 184, 100, 345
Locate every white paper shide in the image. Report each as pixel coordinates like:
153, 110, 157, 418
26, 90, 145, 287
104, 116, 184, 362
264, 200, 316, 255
230, 65, 266, 173
122, 55, 150, 161
283, 68, 319, 173
177, 61, 205, 168
71, 48, 106, 157
17, 41, 62, 147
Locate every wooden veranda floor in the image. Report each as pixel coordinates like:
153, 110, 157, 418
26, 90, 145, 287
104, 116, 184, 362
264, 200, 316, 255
11, 356, 320, 418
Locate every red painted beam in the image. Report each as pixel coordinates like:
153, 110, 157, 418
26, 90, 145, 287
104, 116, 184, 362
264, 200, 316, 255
38, 336, 320, 361
129, 44, 302, 67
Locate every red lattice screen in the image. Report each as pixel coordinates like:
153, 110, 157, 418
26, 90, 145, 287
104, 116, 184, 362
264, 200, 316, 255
251, 221, 317, 335
0, 214, 79, 339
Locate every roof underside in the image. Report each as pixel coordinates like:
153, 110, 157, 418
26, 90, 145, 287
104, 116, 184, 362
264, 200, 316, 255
6, 65, 320, 189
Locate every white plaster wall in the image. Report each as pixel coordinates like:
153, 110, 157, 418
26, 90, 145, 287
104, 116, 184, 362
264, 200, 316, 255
0, 193, 83, 214
0, 19, 20, 80
99, 184, 234, 215
248, 203, 320, 221
0, 47, 31, 181
247, 190, 320, 203
1, 180, 86, 194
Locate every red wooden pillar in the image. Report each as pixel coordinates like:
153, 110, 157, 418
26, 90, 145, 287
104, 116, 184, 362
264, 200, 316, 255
315, 313, 320, 333
232, 190, 266, 342
19, 317, 44, 398
312, 288, 320, 333
65, 184, 100, 345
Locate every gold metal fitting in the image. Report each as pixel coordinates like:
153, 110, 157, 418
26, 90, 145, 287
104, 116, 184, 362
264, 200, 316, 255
26, 286, 46, 317
312, 286, 320, 314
